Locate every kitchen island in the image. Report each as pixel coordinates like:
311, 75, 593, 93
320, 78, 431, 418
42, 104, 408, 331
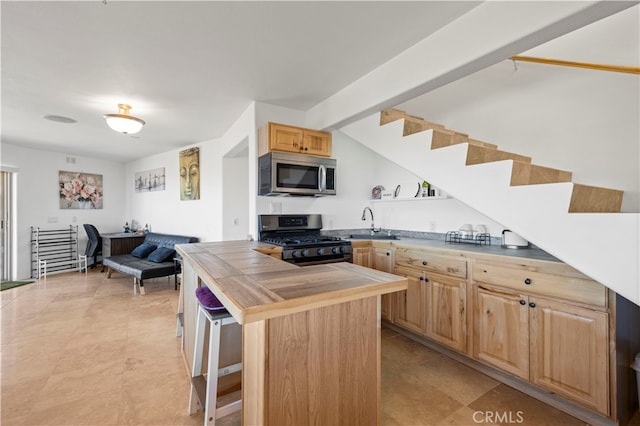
175, 240, 408, 426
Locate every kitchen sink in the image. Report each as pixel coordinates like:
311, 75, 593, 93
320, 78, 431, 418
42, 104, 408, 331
349, 234, 399, 240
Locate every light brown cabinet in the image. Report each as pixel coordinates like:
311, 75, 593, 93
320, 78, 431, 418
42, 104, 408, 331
394, 248, 467, 351
342, 240, 635, 422
529, 296, 609, 415
425, 273, 467, 352
473, 283, 609, 415
373, 248, 394, 321
395, 248, 467, 279
394, 264, 467, 352
352, 246, 372, 268
473, 285, 530, 379
352, 244, 395, 321
259, 122, 332, 157
394, 266, 427, 335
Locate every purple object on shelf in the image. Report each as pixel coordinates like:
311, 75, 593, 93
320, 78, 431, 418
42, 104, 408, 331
195, 286, 227, 312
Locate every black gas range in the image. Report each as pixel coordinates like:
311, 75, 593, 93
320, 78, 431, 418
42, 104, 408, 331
258, 214, 352, 265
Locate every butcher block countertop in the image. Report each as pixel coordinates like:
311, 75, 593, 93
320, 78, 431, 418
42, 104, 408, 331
175, 240, 407, 325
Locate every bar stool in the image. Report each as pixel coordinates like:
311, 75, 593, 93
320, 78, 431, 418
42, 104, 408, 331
189, 286, 242, 426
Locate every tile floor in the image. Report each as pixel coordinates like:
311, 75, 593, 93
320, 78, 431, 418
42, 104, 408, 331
1, 269, 637, 425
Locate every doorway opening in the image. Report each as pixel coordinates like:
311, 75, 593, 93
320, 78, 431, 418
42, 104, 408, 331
222, 138, 249, 241
1, 169, 17, 281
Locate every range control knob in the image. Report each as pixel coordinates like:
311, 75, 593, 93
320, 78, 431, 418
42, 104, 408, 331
332, 246, 342, 254
317, 248, 325, 256
301, 249, 310, 257
291, 251, 300, 258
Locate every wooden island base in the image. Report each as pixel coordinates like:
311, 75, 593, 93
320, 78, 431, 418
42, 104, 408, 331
176, 240, 406, 426
244, 296, 380, 425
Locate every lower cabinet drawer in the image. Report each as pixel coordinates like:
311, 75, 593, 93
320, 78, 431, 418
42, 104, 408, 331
395, 248, 467, 279
473, 261, 607, 307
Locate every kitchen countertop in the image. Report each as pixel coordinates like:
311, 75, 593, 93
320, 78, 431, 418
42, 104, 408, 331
175, 240, 407, 324
328, 230, 560, 263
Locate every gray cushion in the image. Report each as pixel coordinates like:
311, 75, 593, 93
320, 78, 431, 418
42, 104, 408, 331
131, 243, 157, 258
148, 247, 175, 263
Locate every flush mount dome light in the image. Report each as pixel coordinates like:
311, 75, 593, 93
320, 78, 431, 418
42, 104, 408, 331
103, 103, 145, 134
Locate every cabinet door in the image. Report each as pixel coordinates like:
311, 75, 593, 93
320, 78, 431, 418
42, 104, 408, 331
394, 266, 427, 335
529, 297, 609, 415
302, 129, 332, 157
373, 248, 394, 321
473, 285, 529, 379
270, 123, 304, 153
426, 273, 466, 352
372, 248, 393, 272
352, 247, 372, 268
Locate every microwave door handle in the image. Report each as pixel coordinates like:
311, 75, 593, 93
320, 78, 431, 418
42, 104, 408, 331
319, 165, 326, 192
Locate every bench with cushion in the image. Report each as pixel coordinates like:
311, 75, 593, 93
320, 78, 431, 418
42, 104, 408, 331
103, 232, 198, 294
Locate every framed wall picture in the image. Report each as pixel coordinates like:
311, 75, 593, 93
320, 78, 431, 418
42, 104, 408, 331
179, 147, 200, 200
135, 167, 166, 192
59, 171, 103, 209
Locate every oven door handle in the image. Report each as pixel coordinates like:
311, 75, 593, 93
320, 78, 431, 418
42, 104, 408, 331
318, 165, 326, 193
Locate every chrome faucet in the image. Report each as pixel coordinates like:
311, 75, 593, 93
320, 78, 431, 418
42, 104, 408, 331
361, 207, 380, 235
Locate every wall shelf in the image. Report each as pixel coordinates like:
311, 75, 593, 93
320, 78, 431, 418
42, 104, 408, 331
371, 196, 449, 202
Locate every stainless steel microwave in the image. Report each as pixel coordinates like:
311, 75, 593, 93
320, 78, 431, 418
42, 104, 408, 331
259, 152, 336, 196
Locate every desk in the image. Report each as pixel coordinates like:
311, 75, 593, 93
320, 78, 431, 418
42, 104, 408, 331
176, 240, 407, 425
102, 232, 146, 257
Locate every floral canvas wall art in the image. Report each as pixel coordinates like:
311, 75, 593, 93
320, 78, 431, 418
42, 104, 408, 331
59, 171, 103, 209
135, 167, 165, 192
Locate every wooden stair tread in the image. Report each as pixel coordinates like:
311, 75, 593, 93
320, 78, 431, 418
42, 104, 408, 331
380, 109, 448, 135
380, 108, 453, 137
378, 109, 624, 214
510, 162, 572, 185
403, 116, 447, 135
466, 144, 531, 165
469, 138, 498, 150
380, 109, 495, 149
380, 108, 426, 126
569, 184, 623, 213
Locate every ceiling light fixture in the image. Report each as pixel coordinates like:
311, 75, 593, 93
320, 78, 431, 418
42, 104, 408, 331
43, 114, 77, 123
103, 103, 145, 134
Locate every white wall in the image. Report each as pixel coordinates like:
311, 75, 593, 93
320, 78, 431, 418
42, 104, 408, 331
365, 151, 506, 236
1, 143, 126, 279
123, 99, 504, 242
399, 59, 640, 213
255, 129, 505, 236
222, 142, 249, 241
124, 103, 256, 243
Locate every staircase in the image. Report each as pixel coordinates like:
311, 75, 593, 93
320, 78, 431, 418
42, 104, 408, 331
340, 109, 639, 306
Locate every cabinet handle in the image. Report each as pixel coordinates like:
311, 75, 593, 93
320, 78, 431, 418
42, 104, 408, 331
529, 302, 536, 308
419, 276, 425, 281
524, 278, 532, 285
519, 300, 526, 306
422, 261, 427, 266
386, 252, 390, 256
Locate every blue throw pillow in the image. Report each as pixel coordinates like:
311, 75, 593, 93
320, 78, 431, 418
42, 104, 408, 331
131, 243, 157, 258
147, 247, 175, 263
